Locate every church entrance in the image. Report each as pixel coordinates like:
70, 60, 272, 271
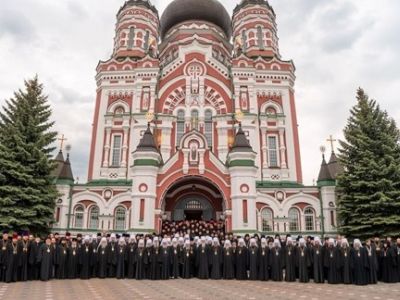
160, 176, 226, 236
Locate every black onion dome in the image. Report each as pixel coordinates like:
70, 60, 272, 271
160, 0, 232, 39
118, 0, 158, 16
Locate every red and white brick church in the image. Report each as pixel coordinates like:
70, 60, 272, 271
52, 0, 341, 237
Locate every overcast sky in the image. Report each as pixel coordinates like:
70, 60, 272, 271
1, 0, 399, 185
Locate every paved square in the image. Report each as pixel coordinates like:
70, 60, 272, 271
0, 280, 399, 300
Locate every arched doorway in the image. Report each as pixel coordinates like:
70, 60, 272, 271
162, 176, 225, 222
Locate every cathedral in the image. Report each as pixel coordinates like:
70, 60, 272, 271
52, 0, 341, 236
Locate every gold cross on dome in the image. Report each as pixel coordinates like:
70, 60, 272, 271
58, 134, 67, 150
327, 135, 337, 153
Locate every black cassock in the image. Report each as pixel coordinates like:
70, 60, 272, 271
116, 245, 127, 279
248, 246, 259, 280
311, 246, 324, 283
339, 247, 352, 284
37, 244, 54, 281
135, 248, 146, 280
106, 242, 117, 277
4, 242, 20, 283
258, 247, 269, 281
97, 246, 108, 278
351, 248, 368, 285
147, 246, 160, 280
170, 246, 180, 278
196, 245, 210, 279
269, 247, 283, 281
66, 246, 79, 279
0, 240, 8, 281
396, 246, 400, 283
159, 247, 170, 280
284, 245, 296, 282
54, 244, 68, 279
28, 241, 41, 280
90, 242, 98, 277
235, 246, 248, 280
181, 247, 193, 279
18, 240, 29, 281
210, 246, 222, 279
365, 245, 378, 284
324, 246, 340, 284
296, 246, 311, 283
79, 244, 92, 279
380, 247, 398, 283
127, 243, 137, 279
222, 248, 235, 279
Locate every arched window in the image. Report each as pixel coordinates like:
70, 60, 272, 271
185, 200, 202, 210
115, 207, 126, 231
288, 208, 300, 232
304, 207, 315, 231
88, 206, 99, 230
266, 106, 277, 115
191, 110, 199, 130
261, 208, 273, 232
176, 110, 185, 145
74, 205, 84, 228
204, 110, 213, 148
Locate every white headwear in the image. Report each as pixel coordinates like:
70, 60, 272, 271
299, 238, 306, 246
314, 237, 321, 245
184, 239, 190, 247
98, 237, 108, 249
224, 240, 231, 248
91, 234, 97, 241
287, 236, 293, 244
138, 239, 145, 247
250, 238, 257, 247
354, 239, 362, 248
118, 237, 126, 245
212, 237, 220, 246
110, 233, 116, 240
129, 235, 137, 243
161, 239, 168, 248
200, 236, 206, 243
328, 238, 335, 245
178, 237, 184, 245
146, 239, 153, 247
274, 239, 281, 248
341, 238, 349, 247
238, 238, 245, 246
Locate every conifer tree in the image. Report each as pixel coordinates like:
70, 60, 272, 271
337, 88, 400, 239
0, 76, 58, 235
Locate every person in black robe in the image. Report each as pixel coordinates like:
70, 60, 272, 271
97, 238, 108, 279
135, 239, 146, 280
148, 237, 161, 280
258, 238, 269, 281
79, 236, 92, 279
159, 239, 171, 280
222, 240, 234, 279
311, 237, 324, 283
18, 233, 30, 281
181, 239, 193, 279
116, 238, 127, 279
380, 241, 398, 283
248, 238, 259, 280
170, 238, 180, 279
127, 236, 137, 279
296, 238, 311, 283
339, 239, 352, 284
324, 238, 340, 284
90, 235, 98, 278
284, 237, 296, 282
28, 236, 41, 280
364, 239, 378, 284
396, 238, 400, 283
196, 237, 210, 279
0, 232, 10, 282
37, 237, 55, 281
107, 234, 118, 277
210, 238, 222, 279
351, 239, 368, 285
235, 238, 248, 280
4, 234, 20, 283
66, 239, 79, 279
269, 239, 283, 281
54, 238, 68, 279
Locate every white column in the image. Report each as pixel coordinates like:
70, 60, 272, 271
279, 129, 287, 169
121, 127, 129, 168
103, 127, 112, 167
261, 128, 267, 169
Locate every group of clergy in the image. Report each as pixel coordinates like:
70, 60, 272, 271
1, 231, 400, 285
161, 220, 225, 240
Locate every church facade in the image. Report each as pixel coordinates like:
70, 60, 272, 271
52, 0, 340, 236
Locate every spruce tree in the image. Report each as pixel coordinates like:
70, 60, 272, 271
0, 76, 58, 235
337, 88, 400, 239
